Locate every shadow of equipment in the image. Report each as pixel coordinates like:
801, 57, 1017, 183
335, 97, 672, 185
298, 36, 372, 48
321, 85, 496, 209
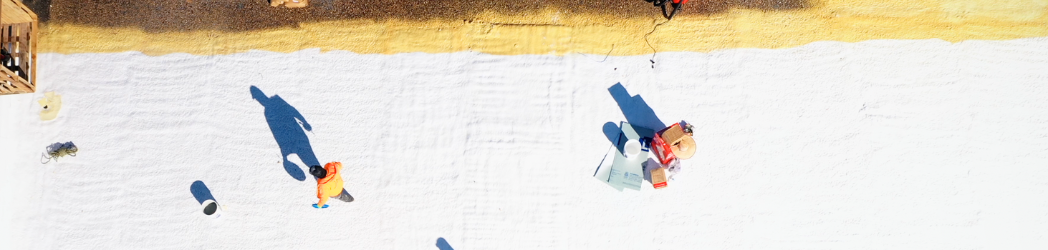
436, 237, 455, 250
33, 0, 808, 32
190, 180, 216, 205
603, 122, 621, 150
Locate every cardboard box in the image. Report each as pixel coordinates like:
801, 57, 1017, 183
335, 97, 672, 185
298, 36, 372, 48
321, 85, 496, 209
650, 166, 668, 189
651, 132, 677, 165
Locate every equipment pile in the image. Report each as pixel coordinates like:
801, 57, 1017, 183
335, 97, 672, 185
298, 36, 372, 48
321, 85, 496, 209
596, 121, 697, 191
42, 142, 78, 164
646, 121, 695, 189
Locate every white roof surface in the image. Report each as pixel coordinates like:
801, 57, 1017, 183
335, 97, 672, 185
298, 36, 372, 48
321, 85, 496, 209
2, 37, 1048, 249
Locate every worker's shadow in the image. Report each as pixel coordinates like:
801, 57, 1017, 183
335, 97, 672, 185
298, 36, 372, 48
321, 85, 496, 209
251, 85, 320, 181
603, 82, 664, 146
594, 83, 665, 189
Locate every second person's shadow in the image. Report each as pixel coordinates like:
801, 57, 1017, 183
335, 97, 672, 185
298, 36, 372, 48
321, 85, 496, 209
251, 85, 319, 181
603, 82, 665, 146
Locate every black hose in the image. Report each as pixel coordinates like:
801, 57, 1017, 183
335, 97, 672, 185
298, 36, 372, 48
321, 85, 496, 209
668, 3, 683, 20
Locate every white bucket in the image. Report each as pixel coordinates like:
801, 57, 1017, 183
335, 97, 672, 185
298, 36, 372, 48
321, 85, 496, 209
623, 140, 642, 158
202, 200, 222, 219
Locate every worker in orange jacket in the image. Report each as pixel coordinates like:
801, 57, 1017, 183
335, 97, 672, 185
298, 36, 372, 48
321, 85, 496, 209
310, 162, 354, 208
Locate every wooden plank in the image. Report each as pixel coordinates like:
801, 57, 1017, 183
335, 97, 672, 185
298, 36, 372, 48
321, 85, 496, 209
30, 20, 34, 86
1, 25, 7, 77
12, 0, 36, 22
25, 21, 31, 85
2, 24, 9, 74
1, 80, 22, 94
3, 25, 9, 52
6, 77, 27, 93
0, 0, 38, 94
13, 23, 19, 56
1, 66, 18, 84
17, 22, 28, 87
6, 81, 22, 93
15, 82, 28, 93
1, 0, 32, 24
0, 23, 29, 87
6, 24, 15, 80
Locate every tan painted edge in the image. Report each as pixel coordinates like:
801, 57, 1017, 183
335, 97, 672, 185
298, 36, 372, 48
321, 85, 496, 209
37, 5, 1048, 56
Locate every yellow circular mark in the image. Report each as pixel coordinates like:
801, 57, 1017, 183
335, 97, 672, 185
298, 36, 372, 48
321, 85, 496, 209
38, 91, 61, 121
39, 0, 1048, 56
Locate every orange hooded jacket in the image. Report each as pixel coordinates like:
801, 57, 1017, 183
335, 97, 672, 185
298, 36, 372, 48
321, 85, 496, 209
316, 162, 344, 207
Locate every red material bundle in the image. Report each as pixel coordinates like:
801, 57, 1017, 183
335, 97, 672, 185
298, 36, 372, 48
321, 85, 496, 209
651, 129, 677, 165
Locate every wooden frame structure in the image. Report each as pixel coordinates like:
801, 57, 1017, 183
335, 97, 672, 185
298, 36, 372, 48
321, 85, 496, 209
0, 0, 37, 95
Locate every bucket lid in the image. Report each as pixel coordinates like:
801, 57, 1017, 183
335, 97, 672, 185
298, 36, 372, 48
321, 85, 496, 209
202, 200, 220, 216
623, 140, 642, 157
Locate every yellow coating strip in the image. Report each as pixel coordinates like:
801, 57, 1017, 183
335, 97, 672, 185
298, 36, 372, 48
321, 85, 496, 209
39, 0, 1048, 55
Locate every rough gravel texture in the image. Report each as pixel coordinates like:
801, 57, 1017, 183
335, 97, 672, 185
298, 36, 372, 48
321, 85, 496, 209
28, 0, 808, 32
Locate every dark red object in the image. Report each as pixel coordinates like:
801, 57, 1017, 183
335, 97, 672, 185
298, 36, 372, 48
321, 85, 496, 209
651, 124, 680, 165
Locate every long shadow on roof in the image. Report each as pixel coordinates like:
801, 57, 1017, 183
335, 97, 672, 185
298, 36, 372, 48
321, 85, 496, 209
251, 85, 318, 181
